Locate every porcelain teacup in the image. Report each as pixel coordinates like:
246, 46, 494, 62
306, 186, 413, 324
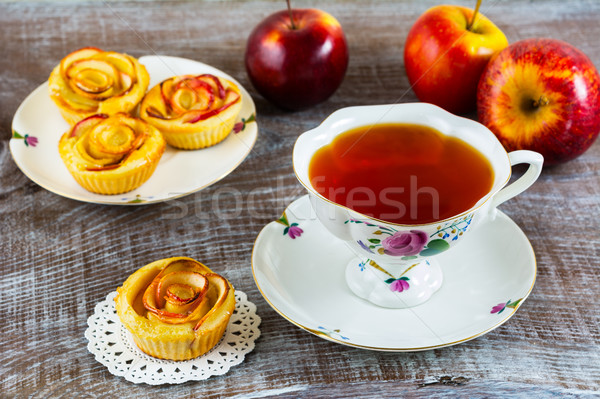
293, 103, 543, 309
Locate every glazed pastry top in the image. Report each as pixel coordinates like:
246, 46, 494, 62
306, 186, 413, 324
49, 47, 149, 117
140, 74, 241, 125
59, 113, 165, 175
117, 257, 235, 339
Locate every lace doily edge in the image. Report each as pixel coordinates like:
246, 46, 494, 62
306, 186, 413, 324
85, 289, 261, 385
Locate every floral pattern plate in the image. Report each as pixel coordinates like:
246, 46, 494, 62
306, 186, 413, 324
9, 55, 257, 205
252, 195, 536, 351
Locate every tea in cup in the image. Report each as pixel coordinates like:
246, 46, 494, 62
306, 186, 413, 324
293, 103, 543, 308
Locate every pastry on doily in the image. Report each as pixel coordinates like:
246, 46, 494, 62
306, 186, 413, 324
139, 74, 242, 149
58, 113, 165, 195
48, 47, 150, 125
115, 257, 236, 361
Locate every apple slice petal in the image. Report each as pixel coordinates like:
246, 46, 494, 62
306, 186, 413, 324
139, 259, 231, 326
160, 78, 177, 111
166, 283, 197, 304
53, 47, 148, 121
68, 114, 152, 172
66, 59, 120, 99
119, 71, 134, 93
198, 74, 226, 99
146, 74, 239, 124
101, 51, 136, 78
171, 77, 215, 113
159, 258, 212, 276
184, 92, 240, 124
143, 259, 211, 315
148, 284, 209, 325
170, 87, 199, 113
142, 277, 161, 316
69, 114, 109, 138
145, 106, 168, 120
88, 122, 136, 156
193, 273, 230, 331
59, 47, 103, 76
155, 271, 208, 308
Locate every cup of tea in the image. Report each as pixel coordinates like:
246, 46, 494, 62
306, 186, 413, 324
293, 103, 543, 309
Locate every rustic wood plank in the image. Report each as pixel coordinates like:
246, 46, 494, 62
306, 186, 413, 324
1, 0, 599, 397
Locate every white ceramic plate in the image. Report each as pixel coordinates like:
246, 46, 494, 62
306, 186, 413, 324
252, 195, 536, 351
9, 55, 258, 205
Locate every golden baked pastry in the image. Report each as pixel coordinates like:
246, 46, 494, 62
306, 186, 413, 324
139, 74, 242, 149
49, 47, 149, 125
115, 257, 236, 360
58, 113, 165, 195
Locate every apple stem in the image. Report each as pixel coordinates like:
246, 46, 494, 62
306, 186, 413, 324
286, 0, 297, 30
532, 95, 550, 108
467, 0, 482, 31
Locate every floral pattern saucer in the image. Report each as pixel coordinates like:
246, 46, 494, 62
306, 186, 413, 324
252, 195, 536, 351
10, 55, 257, 205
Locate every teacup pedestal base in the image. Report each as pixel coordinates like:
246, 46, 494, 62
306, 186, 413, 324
345, 258, 443, 309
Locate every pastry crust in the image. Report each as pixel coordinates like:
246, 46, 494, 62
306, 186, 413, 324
58, 113, 165, 195
139, 74, 242, 149
49, 47, 149, 125
115, 257, 236, 361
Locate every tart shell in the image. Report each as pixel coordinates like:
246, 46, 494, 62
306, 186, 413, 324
48, 47, 149, 125
139, 75, 242, 150
115, 257, 236, 361
58, 113, 165, 195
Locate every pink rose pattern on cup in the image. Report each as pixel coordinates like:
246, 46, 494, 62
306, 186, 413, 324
382, 230, 427, 256
345, 215, 474, 297
345, 214, 473, 260
273, 211, 524, 314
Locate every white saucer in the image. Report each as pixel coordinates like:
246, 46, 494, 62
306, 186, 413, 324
10, 55, 257, 205
252, 195, 536, 351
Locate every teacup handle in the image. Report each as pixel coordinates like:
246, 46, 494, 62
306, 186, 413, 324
491, 150, 544, 210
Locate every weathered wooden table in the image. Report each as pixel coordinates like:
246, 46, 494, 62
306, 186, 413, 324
2, 0, 599, 397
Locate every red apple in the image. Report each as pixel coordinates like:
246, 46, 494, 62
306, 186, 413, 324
404, 2, 508, 115
477, 38, 600, 165
245, 4, 348, 110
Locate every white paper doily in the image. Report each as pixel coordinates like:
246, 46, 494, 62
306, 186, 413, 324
85, 290, 261, 385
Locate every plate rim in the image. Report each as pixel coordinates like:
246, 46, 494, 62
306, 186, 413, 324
9, 55, 258, 206
251, 195, 537, 352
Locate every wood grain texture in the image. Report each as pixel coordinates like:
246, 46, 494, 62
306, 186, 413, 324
1, 0, 599, 397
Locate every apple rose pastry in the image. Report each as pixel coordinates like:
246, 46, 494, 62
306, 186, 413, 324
140, 74, 242, 149
115, 257, 236, 360
58, 113, 165, 194
48, 47, 149, 125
